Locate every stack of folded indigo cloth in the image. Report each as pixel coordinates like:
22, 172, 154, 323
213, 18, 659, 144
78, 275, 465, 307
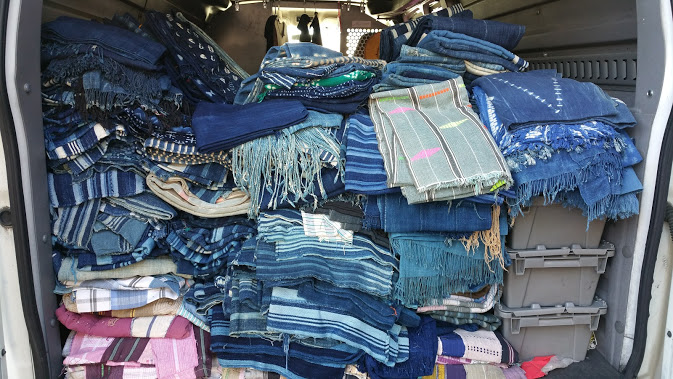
42, 13, 261, 378
235, 43, 385, 114
418, 324, 526, 379
207, 208, 425, 378
472, 70, 643, 222
376, 7, 527, 89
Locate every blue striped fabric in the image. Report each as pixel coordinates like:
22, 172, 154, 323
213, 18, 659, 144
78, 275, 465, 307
49, 140, 110, 175
209, 305, 361, 379
166, 223, 255, 265
267, 286, 411, 366
48, 170, 146, 207
344, 114, 400, 195
52, 198, 101, 249
256, 210, 397, 298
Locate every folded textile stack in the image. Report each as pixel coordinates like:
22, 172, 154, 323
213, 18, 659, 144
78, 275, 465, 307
419, 324, 526, 379
41, 13, 258, 378
375, 8, 527, 91
472, 70, 643, 222
235, 43, 385, 114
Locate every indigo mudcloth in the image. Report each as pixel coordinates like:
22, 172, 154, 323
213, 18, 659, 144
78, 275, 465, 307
231, 111, 343, 216
192, 100, 308, 153
258, 167, 346, 211
261, 76, 378, 100
256, 210, 398, 297
473, 85, 630, 171
41, 16, 165, 71
359, 316, 437, 379
144, 11, 246, 103
404, 16, 525, 59
369, 78, 512, 203
364, 193, 492, 233
267, 285, 411, 366
210, 305, 361, 379
378, 6, 470, 62
391, 233, 505, 307
344, 113, 400, 195
416, 30, 529, 73
472, 70, 637, 130
48, 170, 146, 208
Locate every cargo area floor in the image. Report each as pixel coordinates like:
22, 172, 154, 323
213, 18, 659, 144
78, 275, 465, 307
546, 350, 621, 378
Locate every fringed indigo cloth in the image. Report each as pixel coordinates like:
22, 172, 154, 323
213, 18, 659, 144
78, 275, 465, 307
41, 16, 165, 71
368, 78, 512, 203
363, 193, 492, 233
231, 111, 344, 216
358, 316, 437, 379
416, 30, 529, 73
472, 70, 638, 130
391, 206, 507, 307
472, 84, 643, 221
192, 100, 308, 153
144, 11, 246, 104
267, 285, 415, 366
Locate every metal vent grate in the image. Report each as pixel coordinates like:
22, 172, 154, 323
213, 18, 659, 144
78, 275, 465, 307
525, 55, 637, 86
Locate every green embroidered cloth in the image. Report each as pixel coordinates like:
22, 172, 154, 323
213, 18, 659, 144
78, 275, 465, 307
368, 78, 512, 203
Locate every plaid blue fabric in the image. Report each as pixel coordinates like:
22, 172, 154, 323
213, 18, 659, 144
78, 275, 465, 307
72, 275, 185, 312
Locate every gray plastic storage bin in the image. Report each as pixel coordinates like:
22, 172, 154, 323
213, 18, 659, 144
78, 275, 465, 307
503, 242, 614, 308
495, 298, 608, 362
509, 197, 607, 250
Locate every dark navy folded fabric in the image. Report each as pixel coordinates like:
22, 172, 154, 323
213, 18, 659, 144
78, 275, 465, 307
192, 100, 308, 153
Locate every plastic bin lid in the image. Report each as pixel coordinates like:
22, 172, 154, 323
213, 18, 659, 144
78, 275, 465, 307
508, 241, 615, 258
495, 297, 608, 318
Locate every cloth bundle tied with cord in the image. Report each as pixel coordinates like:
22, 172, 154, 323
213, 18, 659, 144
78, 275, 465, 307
368, 77, 513, 204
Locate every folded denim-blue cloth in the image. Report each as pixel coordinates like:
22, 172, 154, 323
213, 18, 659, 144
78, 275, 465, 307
192, 99, 308, 153
472, 70, 637, 130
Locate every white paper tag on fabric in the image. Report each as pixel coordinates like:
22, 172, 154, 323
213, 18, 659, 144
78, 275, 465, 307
301, 211, 353, 244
